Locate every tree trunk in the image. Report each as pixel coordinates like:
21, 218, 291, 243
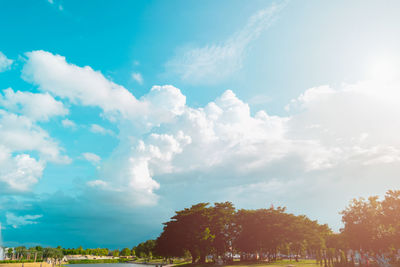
189, 250, 197, 264
198, 251, 206, 264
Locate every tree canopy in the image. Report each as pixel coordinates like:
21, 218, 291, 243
155, 202, 331, 263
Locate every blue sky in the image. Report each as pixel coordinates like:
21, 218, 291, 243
1, 0, 400, 249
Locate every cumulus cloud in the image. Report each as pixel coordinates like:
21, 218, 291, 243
286, 80, 400, 167
6, 213, 43, 228
0, 148, 45, 192
19, 50, 400, 217
2, 48, 400, 245
0, 111, 69, 163
22, 51, 187, 130
165, 3, 283, 84
0, 90, 69, 192
0, 52, 13, 72
91, 77, 400, 211
82, 152, 101, 165
22, 50, 142, 120
0, 88, 68, 121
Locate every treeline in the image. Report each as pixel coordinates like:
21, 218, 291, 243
7, 190, 400, 266
154, 191, 400, 266
340, 190, 400, 265
62, 247, 133, 257
4, 246, 133, 261
4, 242, 157, 262
154, 202, 331, 264
4, 246, 64, 261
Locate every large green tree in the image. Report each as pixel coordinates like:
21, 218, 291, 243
155, 203, 214, 263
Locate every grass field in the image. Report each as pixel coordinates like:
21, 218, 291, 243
174, 259, 318, 267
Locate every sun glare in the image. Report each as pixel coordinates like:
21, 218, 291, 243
369, 56, 399, 81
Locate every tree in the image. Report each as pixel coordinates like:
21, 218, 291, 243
7, 248, 13, 259
155, 202, 331, 263
76, 246, 84, 255
155, 203, 214, 263
340, 191, 400, 264
235, 207, 300, 261
112, 250, 120, 257
43, 247, 63, 262
209, 202, 237, 262
121, 248, 131, 256
341, 196, 384, 255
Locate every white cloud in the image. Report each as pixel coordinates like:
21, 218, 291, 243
165, 3, 283, 84
22, 50, 143, 120
0, 109, 69, 192
21, 50, 400, 212
132, 72, 143, 84
6, 212, 43, 228
0, 52, 13, 72
87, 179, 107, 187
0, 147, 45, 192
0, 86, 70, 195
22, 51, 189, 131
0, 111, 69, 163
82, 152, 101, 165
90, 124, 114, 136
0, 88, 68, 121
62, 118, 76, 129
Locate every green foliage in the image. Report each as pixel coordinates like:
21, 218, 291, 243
155, 203, 216, 263
43, 247, 64, 260
340, 190, 400, 264
155, 202, 331, 264
134, 239, 156, 259
131, 247, 136, 256
62, 247, 109, 256
120, 247, 131, 256
112, 249, 120, 257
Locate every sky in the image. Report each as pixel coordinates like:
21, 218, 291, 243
1, 0, 400, 249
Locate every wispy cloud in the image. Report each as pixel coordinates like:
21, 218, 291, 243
0, 52, 13, 72
62, 118, 77, 129
90, 124, 115, 136
165, 3, 284, 84
6, 213, 43, 229
82, 152, 101, 165
132, 72, 144, 84
46, 0, 63, 11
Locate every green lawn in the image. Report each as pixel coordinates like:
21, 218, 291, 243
174, 259, 318, 267
130, 258, 189, 265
